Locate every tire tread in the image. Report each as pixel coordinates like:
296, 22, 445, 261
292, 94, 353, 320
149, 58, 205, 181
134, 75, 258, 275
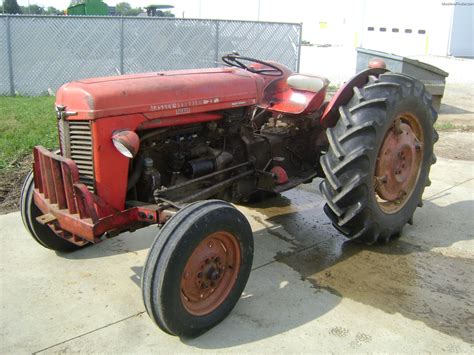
320, 74, 438, 244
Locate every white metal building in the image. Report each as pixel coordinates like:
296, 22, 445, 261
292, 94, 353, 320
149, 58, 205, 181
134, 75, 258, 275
308, 0, 473, 58
358, 0, 473, 57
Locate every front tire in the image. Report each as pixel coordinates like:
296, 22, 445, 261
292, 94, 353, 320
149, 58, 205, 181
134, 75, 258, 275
320, 73, 438, 244
142, 200, 253, 337
20, 171, 85, 252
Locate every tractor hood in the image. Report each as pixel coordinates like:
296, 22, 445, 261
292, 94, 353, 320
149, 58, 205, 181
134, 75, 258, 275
56, 68, 264, 120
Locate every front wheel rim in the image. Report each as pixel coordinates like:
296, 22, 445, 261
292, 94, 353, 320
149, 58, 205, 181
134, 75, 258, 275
375, 113, 424, 214
180, 231, 241, 316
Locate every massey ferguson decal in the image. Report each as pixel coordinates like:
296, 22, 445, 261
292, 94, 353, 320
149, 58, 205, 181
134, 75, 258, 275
150, 97, 220, 112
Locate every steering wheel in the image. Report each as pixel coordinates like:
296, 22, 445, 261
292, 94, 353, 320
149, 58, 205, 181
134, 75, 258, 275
222, 54, 284, 76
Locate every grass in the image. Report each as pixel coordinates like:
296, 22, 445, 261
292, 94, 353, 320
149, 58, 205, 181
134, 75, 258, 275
434, 121, 457, 130
0, 96, 57, 170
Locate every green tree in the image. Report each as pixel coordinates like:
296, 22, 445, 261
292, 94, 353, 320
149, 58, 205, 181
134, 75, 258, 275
127, 8, 142, 16
116, 2, 142, 16
45, 6, 61, 14
22, 4, 45, 14
116, 2, 132, 14
4, 0, 22, 14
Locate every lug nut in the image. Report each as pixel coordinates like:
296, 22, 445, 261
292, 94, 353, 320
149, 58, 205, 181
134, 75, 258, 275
393, 119, 403, 135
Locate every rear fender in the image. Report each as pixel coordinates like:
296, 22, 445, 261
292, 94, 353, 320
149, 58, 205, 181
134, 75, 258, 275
320, 68, 388, 128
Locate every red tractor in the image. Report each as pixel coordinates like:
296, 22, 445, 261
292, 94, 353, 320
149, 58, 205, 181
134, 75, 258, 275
20, 54, 437, 337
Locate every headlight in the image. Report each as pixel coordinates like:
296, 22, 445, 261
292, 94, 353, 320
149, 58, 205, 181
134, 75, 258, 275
111, 130, 140, 158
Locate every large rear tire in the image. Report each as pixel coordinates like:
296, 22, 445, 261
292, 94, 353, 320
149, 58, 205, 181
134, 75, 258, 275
320, 73, 438, 244
20, 171, 85, 252
142, 200, 253, 337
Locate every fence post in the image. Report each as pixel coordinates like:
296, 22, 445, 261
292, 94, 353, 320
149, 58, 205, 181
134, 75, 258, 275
214, 21, 220, 67
6, 16, 15, 96
296, 23, 303, 73
119, 16, 124, 75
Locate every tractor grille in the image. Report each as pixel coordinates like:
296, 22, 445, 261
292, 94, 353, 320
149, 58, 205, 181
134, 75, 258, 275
58, 119, 95, 192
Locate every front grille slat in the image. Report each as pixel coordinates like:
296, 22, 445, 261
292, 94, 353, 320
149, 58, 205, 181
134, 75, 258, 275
70, 135, 92, 140
58, 118, 95, 192
78, 171, 94, 176
72, 152, 93, 157
70, 146, 92, 152
73, 156, 93, 162
80, 178, 95, 185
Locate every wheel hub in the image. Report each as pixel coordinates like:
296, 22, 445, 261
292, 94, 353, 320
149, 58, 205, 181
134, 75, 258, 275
180, 231, 240, 316
198, 257, 225, 289
375, 116, 423, 212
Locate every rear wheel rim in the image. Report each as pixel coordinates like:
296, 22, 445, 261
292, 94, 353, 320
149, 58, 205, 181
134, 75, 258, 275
180, 231, 241, 316
375, 113, 424, 214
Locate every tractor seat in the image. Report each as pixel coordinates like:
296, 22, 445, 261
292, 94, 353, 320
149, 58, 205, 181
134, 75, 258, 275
287, 74, 327, 93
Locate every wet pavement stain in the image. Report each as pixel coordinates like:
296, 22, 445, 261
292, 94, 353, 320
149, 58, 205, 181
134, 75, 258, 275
276, 233, 474, 343
251, 215, 299, 248
245, 185, 474, 344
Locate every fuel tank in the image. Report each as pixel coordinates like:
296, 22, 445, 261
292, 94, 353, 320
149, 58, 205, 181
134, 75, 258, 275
56, 68, 265, 120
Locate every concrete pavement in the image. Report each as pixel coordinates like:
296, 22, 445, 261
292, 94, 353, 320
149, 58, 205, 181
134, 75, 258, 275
0, 157, 473, 353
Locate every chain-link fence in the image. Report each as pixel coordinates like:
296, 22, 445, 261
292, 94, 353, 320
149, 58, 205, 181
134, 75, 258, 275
0, 15, 302, 96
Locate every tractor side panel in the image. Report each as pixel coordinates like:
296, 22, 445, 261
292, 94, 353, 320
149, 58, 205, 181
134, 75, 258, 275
91, 115, 145, 211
